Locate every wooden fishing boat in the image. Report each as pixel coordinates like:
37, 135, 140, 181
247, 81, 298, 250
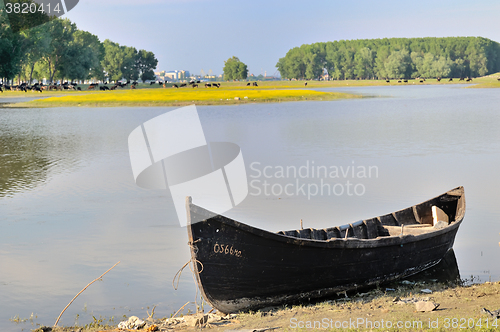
186, 186, 465, 313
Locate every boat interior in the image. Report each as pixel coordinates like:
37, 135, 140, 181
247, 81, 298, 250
277, 191, 464, 241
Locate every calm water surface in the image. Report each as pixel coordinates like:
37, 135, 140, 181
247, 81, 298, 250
1, 85, 500, 330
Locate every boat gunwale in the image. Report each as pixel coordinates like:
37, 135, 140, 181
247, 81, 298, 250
187, 186, 464, 250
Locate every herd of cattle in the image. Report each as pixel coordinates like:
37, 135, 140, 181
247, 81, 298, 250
88, 81, 139, 91
0, 81, 82, 93
384, 77, 474, 83
0, 80, 267, 93
2, 78, 498, 93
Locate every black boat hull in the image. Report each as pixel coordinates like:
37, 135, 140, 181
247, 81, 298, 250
187, 187, 465, 313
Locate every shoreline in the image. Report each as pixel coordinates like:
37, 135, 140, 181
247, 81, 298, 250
27, 280, 500, 331
1, 76, 499, 108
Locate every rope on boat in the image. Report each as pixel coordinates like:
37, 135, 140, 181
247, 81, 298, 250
172, 240, 204, 290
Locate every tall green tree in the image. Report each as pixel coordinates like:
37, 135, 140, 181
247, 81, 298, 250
384, 49, 411, 78
101, 40, 124, 81
41, 18, 76, 82
136, 49, 158, 82
58, 30, 103, 81
121, 46, 138, 81
20, 24, 51, 83
0, 7, 24, 81
354, 47, 374, 79
223, 56, 248, 81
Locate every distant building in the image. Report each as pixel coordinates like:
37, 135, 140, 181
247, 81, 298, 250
162, 70, 190, 82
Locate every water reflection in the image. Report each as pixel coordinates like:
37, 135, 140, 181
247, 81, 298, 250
408, 249, 460, 284
0, 135, 52, 197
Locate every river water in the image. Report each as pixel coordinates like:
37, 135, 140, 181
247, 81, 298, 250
1, 85, 500, 330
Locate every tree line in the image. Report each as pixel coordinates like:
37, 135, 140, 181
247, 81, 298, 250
276, 37, 500, 80
0, 12, 157, 83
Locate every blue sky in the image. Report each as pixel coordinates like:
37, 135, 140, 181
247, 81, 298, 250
64, 0, 500, 77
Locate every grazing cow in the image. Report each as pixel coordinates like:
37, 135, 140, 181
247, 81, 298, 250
100, 86, 109, 91
132, 81, 138, 86
205, 83, 212, 88
213, 83, 220, 88
437, 78, 441, 82
192, 84, 198, 88
150, 81, 155, 85
196, 80, 200, 83
158, 81, 163, 85
246, 82, 251, 86
252, 82, 258, 87
466, 77, 472, 82
110, 86, 117, 90
180, 83, 187, 87
459, 77, 464, 81
397, 80, 401, 83
497, 78, 500, 81
304, 82, 307, 86
419, 80, 424, 83
131, 85, 136, 89
33, 86, 42, 93
77, 87, 81, 91
88, 83, 97, 90
403, 79, 408, 83
172, 84, 179, 88
386, 80, 390, 83
449, 78, 453, 82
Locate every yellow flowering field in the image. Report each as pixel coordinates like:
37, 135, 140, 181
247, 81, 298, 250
23, 88, 359, 107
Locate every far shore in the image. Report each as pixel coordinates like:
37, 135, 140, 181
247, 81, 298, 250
1, 74, 499, 108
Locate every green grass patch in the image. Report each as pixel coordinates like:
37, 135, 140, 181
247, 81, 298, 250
465, 73, 500, 88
